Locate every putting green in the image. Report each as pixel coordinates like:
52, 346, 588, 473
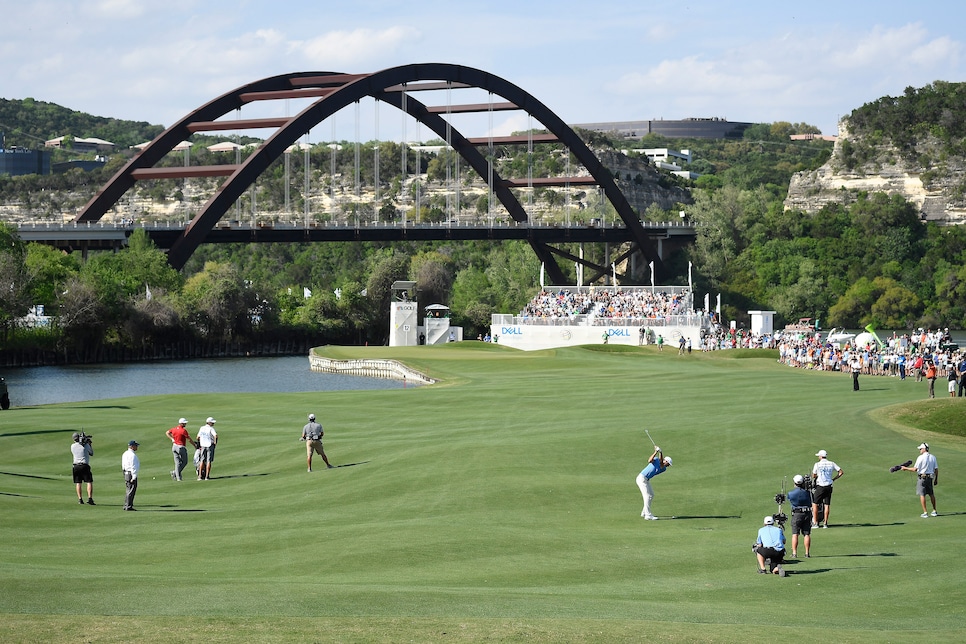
1, 344, 963, 642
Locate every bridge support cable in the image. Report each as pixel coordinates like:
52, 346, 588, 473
75, 65, 666, 277
373, 101, 380, 213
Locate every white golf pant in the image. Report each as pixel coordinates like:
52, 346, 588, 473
636, 473, 654, 517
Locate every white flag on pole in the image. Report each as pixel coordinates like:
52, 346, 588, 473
611, 263, 617, 288
688, 261, 693, 289
704, 292, 710, 313
716, 293, 721, 315
649, 261, 655, 289
540, 263, 545, 288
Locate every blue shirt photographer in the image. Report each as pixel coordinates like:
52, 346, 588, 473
756, 522, 785, 550
788, 485, 811, 509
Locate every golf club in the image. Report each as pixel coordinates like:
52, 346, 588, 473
645, 429, 657, 449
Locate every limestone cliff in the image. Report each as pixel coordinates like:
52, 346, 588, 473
593, 148, 692, 213
784, 119, 966, 224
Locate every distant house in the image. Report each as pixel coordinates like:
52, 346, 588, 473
133, 140, 192, 152
207, 141, 244, 152
45, 136, 116, 152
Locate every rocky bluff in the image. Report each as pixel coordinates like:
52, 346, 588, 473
784, 119, 966, 224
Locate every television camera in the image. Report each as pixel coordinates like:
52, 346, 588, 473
73, 431, 93, 446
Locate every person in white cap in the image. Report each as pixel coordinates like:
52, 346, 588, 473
811, 449, 843, 528
788, 474, 812, 557
754, 515, 786, 575
300, 413, 333, 472
196, 417, 218, 480
636, 447, 672, 520
900, 443, 938, 517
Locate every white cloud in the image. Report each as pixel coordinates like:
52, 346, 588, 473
296, 27, 422, 67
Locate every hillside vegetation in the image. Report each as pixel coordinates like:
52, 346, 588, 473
3, 82, 966, 360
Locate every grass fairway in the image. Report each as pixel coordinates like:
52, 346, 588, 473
1, 344, 964, 642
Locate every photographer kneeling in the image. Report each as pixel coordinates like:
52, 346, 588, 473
753, 515, 786, 576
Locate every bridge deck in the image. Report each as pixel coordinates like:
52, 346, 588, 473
16, 220, 695, 251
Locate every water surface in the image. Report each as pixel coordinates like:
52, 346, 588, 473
2, 356, 403, 407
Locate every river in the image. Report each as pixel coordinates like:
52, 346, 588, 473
0, 356, 404, 407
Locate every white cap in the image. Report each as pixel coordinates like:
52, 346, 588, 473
793, 474, 804, 485
816, 449, 828, 458
308, 414, 316, 421
178, 418, 188, 424
206, 417, 216, 424
763, 516, 774, 525
918, 442, 929, 450
664, 456, 672, 466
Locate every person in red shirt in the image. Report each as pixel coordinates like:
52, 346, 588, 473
166, 418, 198, 481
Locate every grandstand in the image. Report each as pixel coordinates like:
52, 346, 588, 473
490, 286, 712, 350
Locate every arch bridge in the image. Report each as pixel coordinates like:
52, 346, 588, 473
77, 64, 679, 284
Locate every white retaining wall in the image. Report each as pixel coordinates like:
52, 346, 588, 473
309, 355, 436, 384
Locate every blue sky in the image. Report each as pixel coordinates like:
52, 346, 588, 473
2, 0, 963, 141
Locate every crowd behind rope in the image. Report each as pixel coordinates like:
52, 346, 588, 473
520, 288, 692, 320
775, 328, 966, 392
516, 290, 966, 387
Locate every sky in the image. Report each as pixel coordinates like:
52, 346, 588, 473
2, 0, 963, 142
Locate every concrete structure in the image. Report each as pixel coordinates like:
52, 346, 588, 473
388, 282, 463, 347
574, 117, 753, 140
388, 281, 418, 347
490, 286, 710, 351
422, 304, 462, 345
0, 147, 51, 176
748, 310, 777, 336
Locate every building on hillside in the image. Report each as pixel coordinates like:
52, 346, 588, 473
44, 136, 116, 152
573, 117, 753, 139
0, 147, 51, 176
789, 133, 837, 142
622, 147, 700, 180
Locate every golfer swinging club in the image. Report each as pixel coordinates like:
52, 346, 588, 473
636, 445, 673, 520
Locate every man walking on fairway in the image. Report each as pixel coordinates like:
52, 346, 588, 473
166, 418, 197, 481
301, 413, 333, 472
121, 440, 140, 511
811, 449, 843, 528
900, 442, 938, 517
636, 447, 672, 520
196, 418, 218, 480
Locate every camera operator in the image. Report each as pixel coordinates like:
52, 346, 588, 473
70, 432, 95, 505
788, 475, 812, 558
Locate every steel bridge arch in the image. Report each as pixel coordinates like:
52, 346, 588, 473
77, 64, 663, 281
